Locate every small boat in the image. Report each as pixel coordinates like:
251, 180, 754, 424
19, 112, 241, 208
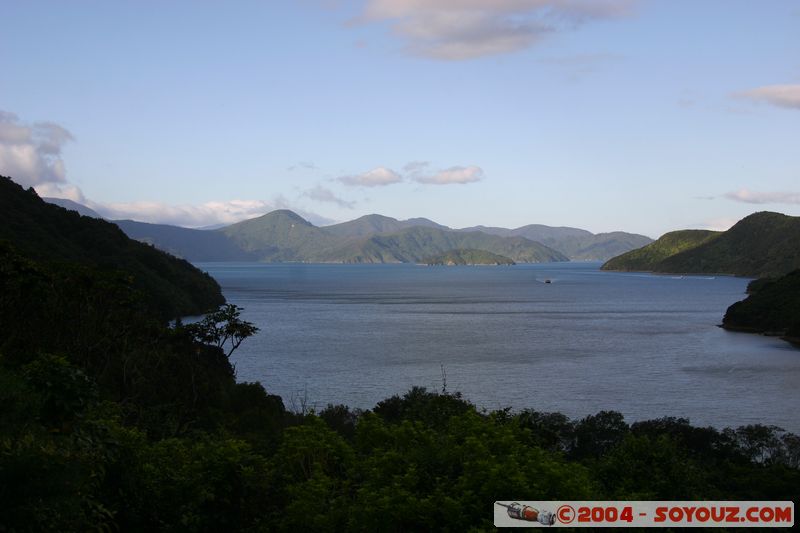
544, 279, 552, 284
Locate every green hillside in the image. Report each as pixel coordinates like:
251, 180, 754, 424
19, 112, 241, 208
656, 212, 800, 277
324, 214, 448, 239
602, 230, 721, 271
604, 212, 800, 278
424, 248, 515, 265
722, 270, 800, 342
0, 176, 223, 318
219, 209, 340, 262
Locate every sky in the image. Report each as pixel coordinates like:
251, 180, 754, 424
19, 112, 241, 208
1, 0, 798, 237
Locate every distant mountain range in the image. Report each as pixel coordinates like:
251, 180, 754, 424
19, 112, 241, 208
218, 211, 567, 263
43, 199, 652, 264
459, 224, 652, 261
602, 212, 800, 278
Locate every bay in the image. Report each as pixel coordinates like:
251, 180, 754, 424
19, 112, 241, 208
197, 261, 800, 432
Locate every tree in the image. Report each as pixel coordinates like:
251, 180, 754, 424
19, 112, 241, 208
186, 304, 259, 358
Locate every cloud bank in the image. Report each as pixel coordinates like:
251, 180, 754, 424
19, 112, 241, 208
738, 84, 800, 110
724, 188, 800, 205
355, 0, 635, 60
0, 111, 74, 188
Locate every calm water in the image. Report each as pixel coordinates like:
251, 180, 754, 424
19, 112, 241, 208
197, 262, 800, 432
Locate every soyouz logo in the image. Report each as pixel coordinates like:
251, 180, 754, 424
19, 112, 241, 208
493, 501, 794, 528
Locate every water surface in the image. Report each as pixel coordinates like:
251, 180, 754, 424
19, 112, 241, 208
198, 262, 800, 431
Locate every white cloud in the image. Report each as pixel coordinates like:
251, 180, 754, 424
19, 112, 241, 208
92, 199, 276, 228
738, 84, 800, 110
303, 185, 356, 208
338, 166, 404, 187
1, 110, 335, 229
414, 165, 484, 184
67, 195, 334, 228
0, 111, 74, 186
355, 0, 635, 60
724, 188, 800, 205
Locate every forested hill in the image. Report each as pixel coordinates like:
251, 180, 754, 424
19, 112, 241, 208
0, 176, 223, 318
603, 212, 800, 278
657, 212, 800, 277
722, 270, 800, 342
601, 230, 721, 272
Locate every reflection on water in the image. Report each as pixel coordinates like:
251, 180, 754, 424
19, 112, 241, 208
197, 262, 800, 432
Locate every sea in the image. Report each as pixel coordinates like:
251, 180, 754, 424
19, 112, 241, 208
197, 261, 800, 432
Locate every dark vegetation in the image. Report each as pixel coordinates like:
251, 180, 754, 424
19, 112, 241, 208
2, 178, 798, 530
723, 270, 800, 342
1, 176, 223, 318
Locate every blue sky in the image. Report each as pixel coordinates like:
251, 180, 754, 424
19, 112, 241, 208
1, 0, 798, 237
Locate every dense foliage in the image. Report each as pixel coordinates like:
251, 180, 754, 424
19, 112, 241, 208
0, 176, 223, 318
723, 269, 800, 342
603, 212, 800, 278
